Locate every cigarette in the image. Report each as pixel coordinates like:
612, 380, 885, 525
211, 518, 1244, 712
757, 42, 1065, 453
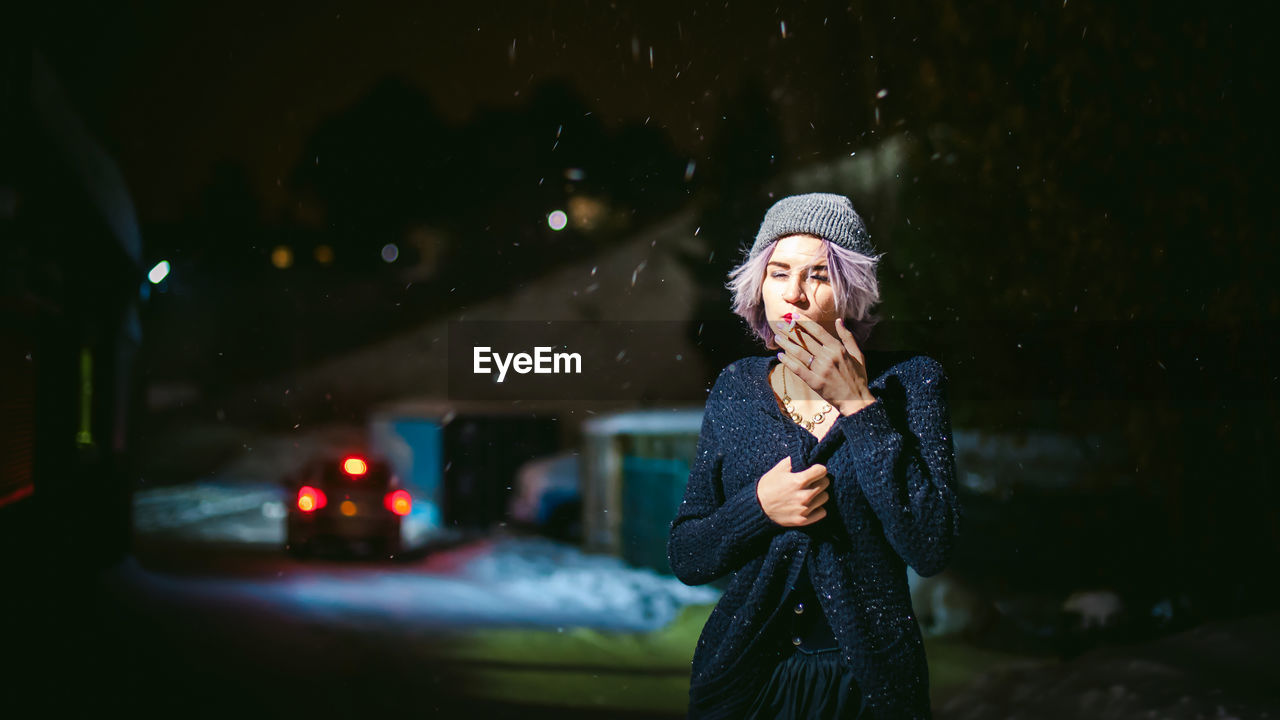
792, 326, 813, 354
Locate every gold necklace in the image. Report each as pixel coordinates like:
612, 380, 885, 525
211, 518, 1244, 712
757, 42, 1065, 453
781, 366, 834, 431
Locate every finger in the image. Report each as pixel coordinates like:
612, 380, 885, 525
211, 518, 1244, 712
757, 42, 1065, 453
803, 486, 824, 509
773, 327, 815, 368
799, 473, 828, 490
791, 466, 823, 485
787, 323, 823, 358
789, 325, 815, 356
772, 325, 805, 356
801, 507, 828, 525
774, 318, 819, 356
775, 349, 818, 385
792, 319, 839, 352
775, 329, 819, 371
789, 323, 834, 370
799, 471, 829, 493
834, 318, 865, 364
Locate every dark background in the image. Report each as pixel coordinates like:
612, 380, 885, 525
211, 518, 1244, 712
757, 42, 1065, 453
6, 0, 1278, 675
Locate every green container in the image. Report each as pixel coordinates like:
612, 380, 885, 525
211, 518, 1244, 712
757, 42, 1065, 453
581, 410, 703, 572
621, 455, 691, 573
620, 429, 701, 574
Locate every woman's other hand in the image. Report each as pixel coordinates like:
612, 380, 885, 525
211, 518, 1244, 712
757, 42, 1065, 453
757, 456, 830, 527
774, 318, 876, 416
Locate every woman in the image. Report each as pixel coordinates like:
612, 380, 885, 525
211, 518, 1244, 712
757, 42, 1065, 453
667, 193, 962, 719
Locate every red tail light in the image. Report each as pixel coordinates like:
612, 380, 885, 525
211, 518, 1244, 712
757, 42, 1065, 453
384, 489, 411, 516
298, 486, 327, 512
343, 457, 368, 476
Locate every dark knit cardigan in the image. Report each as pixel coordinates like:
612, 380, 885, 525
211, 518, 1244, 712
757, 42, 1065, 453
667, 352, 963, 719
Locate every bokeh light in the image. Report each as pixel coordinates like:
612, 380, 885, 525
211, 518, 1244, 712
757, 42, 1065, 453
271, 246, 294, 269
147, 260, 170, 284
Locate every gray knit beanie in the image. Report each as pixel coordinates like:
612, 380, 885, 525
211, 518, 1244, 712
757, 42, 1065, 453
749, 192, 874, 259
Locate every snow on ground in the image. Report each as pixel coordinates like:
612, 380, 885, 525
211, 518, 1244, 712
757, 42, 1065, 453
132, 481, 286, 543
242, 535, 718, 632
118, 529, 718, 634
454, 536, 719, 629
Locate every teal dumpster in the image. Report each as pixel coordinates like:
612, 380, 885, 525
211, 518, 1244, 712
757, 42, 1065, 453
581, 409, 703, 573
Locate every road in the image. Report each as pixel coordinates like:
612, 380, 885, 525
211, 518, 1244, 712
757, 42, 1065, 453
8, 479, 714, 718
13, 537, 703, 718
13, 478, 1276, 718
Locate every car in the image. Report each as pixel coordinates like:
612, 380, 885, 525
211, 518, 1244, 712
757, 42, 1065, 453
285, 453, 410, 559
507, 452, 582, 543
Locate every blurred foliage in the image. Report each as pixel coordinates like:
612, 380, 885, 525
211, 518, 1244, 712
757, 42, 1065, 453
143, 76, 692, 394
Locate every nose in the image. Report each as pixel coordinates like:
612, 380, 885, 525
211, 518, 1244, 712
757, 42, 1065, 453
781, 274, 807, 304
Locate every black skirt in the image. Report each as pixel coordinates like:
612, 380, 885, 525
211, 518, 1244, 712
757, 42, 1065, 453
741, 648, 865, 720
743, 565, 865, 719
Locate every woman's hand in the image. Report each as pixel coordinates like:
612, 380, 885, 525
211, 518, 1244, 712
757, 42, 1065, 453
774, 318, 876, 416
757, 456, 830, 527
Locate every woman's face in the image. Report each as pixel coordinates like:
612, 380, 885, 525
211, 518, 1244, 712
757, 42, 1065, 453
761, 234, 839, 346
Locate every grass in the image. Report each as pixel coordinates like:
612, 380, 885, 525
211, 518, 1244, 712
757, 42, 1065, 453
413, 604, 1045, 715
420, 603, 712, 714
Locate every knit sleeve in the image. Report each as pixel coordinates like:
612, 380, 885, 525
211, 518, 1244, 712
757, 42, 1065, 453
825, 355, 962, 577
667, 372, 781, 586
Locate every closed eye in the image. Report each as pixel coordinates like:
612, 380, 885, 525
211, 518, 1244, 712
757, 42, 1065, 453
771, 272, 829, 282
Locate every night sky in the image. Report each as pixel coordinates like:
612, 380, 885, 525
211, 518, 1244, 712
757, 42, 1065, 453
30, 0, 1276, 408
40, 1, 907, 222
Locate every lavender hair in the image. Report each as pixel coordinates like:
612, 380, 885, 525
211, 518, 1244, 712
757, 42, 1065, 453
727, 237, 884, 351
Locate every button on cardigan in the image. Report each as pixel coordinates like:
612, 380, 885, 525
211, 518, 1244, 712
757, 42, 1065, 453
667, 352, 963, 719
